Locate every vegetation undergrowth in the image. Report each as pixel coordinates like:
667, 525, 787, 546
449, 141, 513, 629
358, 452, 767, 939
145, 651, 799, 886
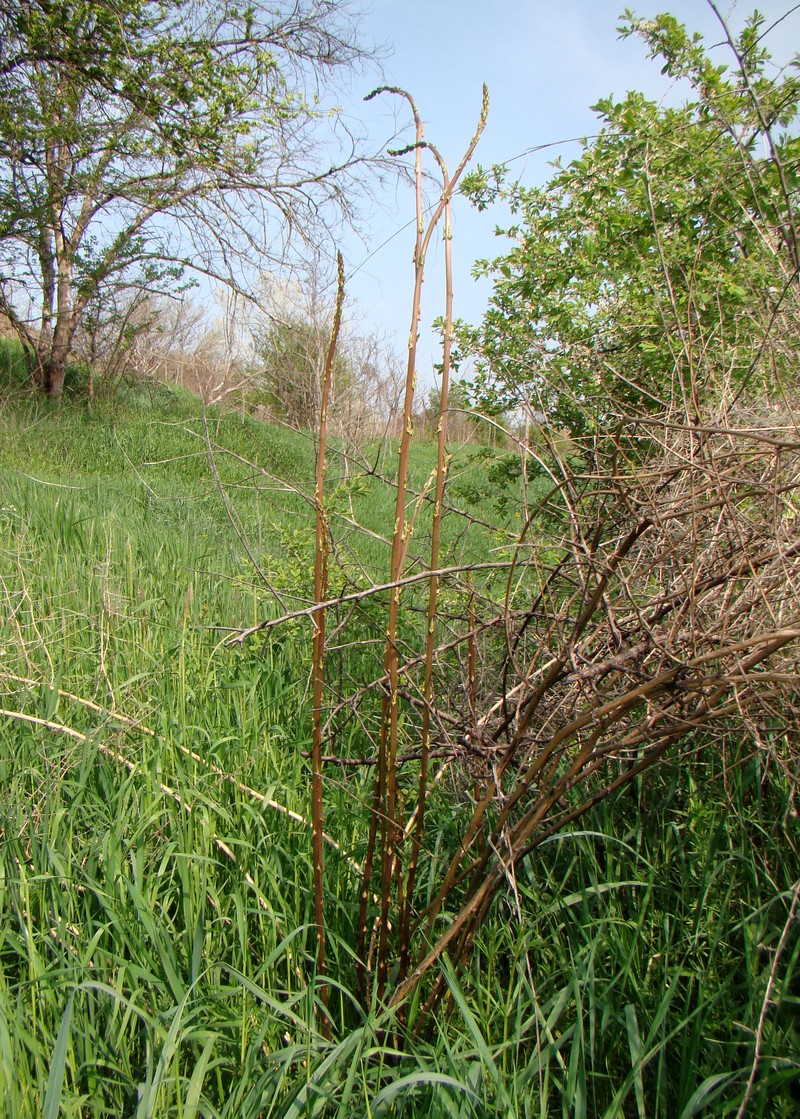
1, 357, 799, 1117
0, 374, 512, 1115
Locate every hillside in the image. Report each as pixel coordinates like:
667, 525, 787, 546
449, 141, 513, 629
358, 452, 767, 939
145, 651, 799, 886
1, 349, 799, 1116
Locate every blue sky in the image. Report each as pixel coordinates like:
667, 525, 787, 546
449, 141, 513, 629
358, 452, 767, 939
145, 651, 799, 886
329, 1, 800, 383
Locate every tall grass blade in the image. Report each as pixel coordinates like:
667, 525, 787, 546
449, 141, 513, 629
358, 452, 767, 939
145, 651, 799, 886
625, 1003, 646, 1119
42, 993, 74, 1119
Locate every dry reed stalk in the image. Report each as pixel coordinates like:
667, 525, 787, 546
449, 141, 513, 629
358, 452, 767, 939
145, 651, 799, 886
354, 88, 424, 999
311, 250, 345, 1033
355, 85, 488, 1001
400, 145, 456, 979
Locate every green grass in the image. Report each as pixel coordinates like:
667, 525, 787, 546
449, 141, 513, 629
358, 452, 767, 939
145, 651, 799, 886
0, 366, 798, 1115
0, 334, 30, 390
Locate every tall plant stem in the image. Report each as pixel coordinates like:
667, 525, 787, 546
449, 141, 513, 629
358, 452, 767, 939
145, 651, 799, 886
400, 163, 454, 980
357, 84, 488, 1002
311, 250, 344, 1035
357, 86, 425, 1001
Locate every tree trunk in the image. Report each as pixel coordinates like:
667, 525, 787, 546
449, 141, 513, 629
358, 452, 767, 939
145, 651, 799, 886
42, 359, 66, 399
36, 253, 76, 399
40, 345, 68, 399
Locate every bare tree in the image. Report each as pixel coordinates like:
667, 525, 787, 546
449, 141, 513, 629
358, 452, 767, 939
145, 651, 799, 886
252, 271, 404, 438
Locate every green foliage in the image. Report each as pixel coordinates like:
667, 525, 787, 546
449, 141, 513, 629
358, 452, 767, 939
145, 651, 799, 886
459, 11, 800, 432
254, 313, 353, 430
0, 336, 28, 390
426, 378, 470, 420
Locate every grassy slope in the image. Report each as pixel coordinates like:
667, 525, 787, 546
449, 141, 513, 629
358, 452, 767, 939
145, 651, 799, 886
0, 348, 798, 1117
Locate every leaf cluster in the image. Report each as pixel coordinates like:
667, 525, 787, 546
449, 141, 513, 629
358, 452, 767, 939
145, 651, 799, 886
254, 310, 354, 429
459, 10, 800, 433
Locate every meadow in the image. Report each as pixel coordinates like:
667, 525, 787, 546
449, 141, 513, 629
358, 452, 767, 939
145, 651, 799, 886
0, 347, 799, 1117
